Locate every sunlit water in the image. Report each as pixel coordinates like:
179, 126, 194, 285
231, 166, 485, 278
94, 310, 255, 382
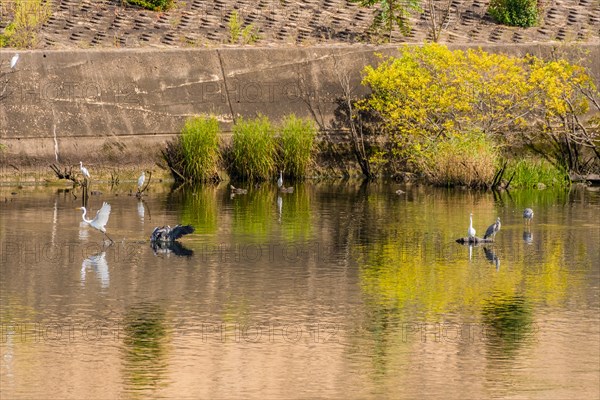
1, 182, 599, 399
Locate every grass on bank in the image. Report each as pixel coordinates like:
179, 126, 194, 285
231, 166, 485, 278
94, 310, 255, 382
505, 158, 570, 189
279, 115, 316, 179
230, 116, 277, 181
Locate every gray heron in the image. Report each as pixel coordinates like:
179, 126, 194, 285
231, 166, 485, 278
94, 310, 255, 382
78, 202, 113, 243
468, 213, 476, 238
483, 217, 501, 240
523, 208, 534, 223
151, 225, 195, 243
10, 54, 19, 69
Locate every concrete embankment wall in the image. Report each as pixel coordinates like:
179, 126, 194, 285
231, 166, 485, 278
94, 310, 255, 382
1, 44, 599, 169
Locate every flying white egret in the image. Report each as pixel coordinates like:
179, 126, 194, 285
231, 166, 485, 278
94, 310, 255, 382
468, 213, 476, 238
78, 202, 113, 243
484, 217, 501, 240
137, 171, 145, 189
523, 208, 534, 223
80, 161, 91, 179
10, 54, 19, 69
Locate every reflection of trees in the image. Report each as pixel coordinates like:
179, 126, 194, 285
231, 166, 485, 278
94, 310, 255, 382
176, 186, 218, 234
121, 302, 169, 395
481, 294, 533, 357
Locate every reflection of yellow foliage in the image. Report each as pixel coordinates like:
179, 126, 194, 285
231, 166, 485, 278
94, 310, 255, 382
358, 233, 583, 318
524, 241, 571, 306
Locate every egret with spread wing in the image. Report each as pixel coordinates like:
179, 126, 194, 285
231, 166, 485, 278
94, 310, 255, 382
78, 202, 113, 243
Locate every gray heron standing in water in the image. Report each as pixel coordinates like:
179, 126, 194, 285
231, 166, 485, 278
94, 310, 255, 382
523, 208, 534, 223
483, 217, 501, 240
78, 202, 113, 243
468, 213, 476, 238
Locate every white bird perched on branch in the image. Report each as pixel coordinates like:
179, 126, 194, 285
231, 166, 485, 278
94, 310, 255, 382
78, 202, 113, 243
468, 212, 476, 238
80, 161, 91, 180
137, 171, 145, 189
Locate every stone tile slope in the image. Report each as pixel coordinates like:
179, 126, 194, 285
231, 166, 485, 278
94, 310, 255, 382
2, 0, 598, 48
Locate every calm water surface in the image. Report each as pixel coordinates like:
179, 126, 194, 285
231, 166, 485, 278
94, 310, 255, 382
1, 182, 599, 399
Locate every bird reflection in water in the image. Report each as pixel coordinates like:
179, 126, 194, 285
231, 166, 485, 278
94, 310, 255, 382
523, 229, 533, 244
277, 195, 282, 223
81, 251, 109, 288
483, 246, 501, 271
151, 240, 193, 257
137, 199, 145, 220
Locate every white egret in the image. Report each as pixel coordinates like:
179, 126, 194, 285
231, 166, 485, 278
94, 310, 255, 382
80, 161, 91, 179
151, 225, 194, 243
467, 213, 476, 238
137, 171, 145, 189
523, 208, 534, 223
78, 202, 113, 243
277, 171, 283, 188
10, 54, 19, 69
484, 217, 501, 240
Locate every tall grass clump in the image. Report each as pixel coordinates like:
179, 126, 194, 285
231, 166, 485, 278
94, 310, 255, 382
505, 158, 570, 189
420, 131, 499, 188
231, 116, 277, 181
181, 116, 221, 182
279, 115, 316, 179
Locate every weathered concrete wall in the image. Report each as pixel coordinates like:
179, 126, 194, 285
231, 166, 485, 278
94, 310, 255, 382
1, 44, 598, 167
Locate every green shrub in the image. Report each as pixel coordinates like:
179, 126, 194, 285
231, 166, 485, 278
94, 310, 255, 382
1, 0, 53, 48
488, 0, 538, 27
180, 116, 221, 183
505, 158, 570, 188
231, 116, 277, 181
125, 0, 173, 11
279, 115, 316, 179
228, 10, 260, 44
420, 131, 499, 188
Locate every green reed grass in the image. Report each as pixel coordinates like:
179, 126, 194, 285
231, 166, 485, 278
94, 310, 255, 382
505, 158, 570, 188
231, 116, 277, 181
279, 115, 316, 179
180, 116, 221, 183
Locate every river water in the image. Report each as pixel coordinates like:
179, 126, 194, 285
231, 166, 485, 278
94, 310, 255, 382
1, 181, 599, 399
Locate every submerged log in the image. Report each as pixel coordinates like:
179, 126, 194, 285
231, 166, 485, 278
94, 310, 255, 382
456, 236, 495, 244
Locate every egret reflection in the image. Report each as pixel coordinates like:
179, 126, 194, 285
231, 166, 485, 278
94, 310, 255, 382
277, 195, 282, 223
81, 251, 109, 288
137, 199, 145, 220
